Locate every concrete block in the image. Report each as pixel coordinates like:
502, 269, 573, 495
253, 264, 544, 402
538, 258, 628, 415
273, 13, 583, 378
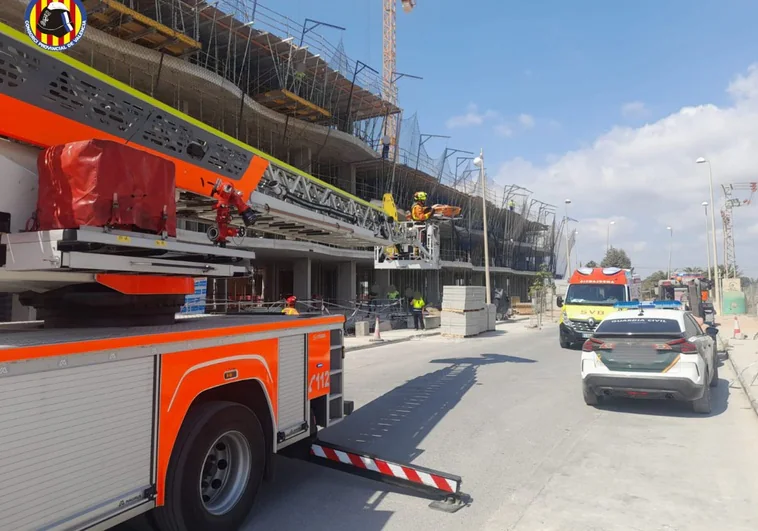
355, 320, 370, 337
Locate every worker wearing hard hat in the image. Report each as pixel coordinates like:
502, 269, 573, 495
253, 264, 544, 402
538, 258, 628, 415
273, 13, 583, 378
282, 295, 299, 315
410, 292, 426, 330
411, 192, 433, 222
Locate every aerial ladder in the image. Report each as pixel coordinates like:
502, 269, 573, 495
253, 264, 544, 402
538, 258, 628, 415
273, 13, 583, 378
0, 17, 463, 531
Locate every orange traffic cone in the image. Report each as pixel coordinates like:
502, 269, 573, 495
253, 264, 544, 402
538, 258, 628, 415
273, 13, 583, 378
369, 315, 384, 342
733, 316, 742, 339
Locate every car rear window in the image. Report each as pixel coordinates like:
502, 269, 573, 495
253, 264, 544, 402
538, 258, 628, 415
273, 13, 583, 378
594, 317, 682, 334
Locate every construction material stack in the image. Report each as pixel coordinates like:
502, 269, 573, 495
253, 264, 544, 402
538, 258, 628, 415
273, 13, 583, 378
441, 285, 488, 337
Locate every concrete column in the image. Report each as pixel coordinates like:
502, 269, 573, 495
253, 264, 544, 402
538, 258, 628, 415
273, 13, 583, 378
289, 146, 312, 175
293, 258, 312, 299
375, 270, 391, 297
336, 261, 357, 303
338, 163, 357, 195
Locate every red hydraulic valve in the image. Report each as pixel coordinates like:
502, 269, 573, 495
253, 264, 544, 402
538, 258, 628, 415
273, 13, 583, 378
207, 179, 258, 247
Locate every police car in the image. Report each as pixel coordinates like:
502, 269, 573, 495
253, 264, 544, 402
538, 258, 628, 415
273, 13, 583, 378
580, 301, 719, 414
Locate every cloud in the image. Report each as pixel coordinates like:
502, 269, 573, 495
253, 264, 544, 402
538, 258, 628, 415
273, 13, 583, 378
446, 103, 499, 129
494, 124, 513, 137
495, 64, 758, 276
620, 101, 650, 119
518, 113, 536, 128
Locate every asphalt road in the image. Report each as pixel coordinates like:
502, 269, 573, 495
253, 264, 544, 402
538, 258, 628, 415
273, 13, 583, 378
243, 324, 758, 531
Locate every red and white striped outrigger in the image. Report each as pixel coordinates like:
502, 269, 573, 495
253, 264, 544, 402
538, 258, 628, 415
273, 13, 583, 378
308, 440, 469, 512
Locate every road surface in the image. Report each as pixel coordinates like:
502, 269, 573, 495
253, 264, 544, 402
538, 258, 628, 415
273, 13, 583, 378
243, 324, 758, 531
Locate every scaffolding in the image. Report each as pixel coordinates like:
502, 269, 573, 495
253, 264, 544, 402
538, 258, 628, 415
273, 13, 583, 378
0, 0, 559, 301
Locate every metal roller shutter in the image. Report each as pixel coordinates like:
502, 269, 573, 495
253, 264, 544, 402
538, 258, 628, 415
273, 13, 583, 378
277, 334, 306, 439
0, 356, 156, 531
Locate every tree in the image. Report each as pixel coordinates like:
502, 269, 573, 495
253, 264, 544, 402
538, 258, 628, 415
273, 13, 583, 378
600, 247, 632, 269
584, 260, 598, 268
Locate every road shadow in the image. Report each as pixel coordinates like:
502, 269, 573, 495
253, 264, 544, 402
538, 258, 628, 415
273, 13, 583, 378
247, 352, 536, 530
593, 377, 730, 418
324, 352, 533, 462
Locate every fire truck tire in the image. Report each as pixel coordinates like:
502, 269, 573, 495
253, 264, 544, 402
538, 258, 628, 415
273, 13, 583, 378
153, 401, 266, 531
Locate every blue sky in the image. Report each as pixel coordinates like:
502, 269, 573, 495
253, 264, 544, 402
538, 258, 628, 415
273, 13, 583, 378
269, 1, 758, 275
274, 0, 758, 163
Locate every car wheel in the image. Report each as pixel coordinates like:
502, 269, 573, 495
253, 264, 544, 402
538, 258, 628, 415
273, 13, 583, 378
692, 377, 712, 414
560, 337, 571, 349
153, 401, 266, 531
583, 383, 599, 406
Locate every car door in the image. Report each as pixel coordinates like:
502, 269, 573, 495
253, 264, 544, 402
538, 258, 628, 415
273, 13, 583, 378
684, 313, 713, 376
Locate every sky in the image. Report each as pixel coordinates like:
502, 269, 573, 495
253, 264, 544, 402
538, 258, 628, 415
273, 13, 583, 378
266, 0, 758, 277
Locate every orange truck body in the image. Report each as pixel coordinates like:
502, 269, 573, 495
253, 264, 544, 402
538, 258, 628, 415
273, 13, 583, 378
0, 313, 346, 529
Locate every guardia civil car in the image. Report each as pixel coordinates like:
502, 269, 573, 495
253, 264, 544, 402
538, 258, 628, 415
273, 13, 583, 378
580, 301, 719, 414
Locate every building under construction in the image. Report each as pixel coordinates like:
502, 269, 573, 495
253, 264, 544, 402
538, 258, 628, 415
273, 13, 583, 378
0, 0, 562, 308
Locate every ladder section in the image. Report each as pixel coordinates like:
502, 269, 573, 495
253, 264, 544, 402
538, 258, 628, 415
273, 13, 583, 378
0, 23, 397, 250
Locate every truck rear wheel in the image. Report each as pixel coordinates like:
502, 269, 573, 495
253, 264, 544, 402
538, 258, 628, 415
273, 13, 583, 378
153, 401, 266, 531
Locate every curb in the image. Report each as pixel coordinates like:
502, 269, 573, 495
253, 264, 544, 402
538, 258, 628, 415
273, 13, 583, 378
344, 317, 534, 353
345, 331, 441, 353
726, 349, 758, 418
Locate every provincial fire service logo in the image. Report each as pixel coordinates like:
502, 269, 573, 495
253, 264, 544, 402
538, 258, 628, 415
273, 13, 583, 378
24, 0, 87, 52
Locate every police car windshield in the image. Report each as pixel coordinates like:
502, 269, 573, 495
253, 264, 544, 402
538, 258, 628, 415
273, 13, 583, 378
595, 318, 682, 335
565, 284, 626, 306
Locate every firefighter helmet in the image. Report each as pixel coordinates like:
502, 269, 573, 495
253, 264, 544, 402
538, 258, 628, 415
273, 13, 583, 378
413, 191, 427, 202
286, 295, 297, 305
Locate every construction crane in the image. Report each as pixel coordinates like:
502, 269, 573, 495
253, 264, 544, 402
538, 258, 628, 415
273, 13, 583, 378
383, 0, 416, 157
720, 182, 757, 279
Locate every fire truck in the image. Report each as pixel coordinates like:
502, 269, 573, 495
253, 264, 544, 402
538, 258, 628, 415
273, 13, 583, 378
0, 20, 463, 531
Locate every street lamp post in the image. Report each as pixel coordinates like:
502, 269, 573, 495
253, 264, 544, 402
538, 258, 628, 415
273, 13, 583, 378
702, 201, 712, 281
564, 199, 572, 277
606, 221, 616, 252
666, 226, 673, 279
473, 150, 491, 305
697, 157, 721, 316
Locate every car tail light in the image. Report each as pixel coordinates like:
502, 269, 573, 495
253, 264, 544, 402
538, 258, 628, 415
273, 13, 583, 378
665, 338, 698, 354
582, 337, 607, 352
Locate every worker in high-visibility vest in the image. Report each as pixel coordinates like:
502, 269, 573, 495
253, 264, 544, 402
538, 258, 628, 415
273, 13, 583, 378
410, 292, 426, 330
410, 192, 432, 259
508, 199, 516, 211
387, 286, 400, 300
282, 295, 299, 315
411, 191, 433, 222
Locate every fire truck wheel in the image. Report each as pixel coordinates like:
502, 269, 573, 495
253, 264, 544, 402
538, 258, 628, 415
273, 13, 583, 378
154, 401, 266, 531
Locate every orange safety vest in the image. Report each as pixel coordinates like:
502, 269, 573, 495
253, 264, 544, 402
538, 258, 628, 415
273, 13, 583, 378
411, 203, 432, 221
282, 307, 299, 315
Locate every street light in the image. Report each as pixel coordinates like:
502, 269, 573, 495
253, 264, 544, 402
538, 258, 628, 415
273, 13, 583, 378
697, 157, 721, 315
666, 226, 673, 279
564, 199, 572, 278
702, 201, 712, 281
606, 220, 616, 251
473, 150, 491, 305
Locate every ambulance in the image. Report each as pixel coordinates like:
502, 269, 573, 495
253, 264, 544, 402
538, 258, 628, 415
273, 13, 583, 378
557, 267, 640, 348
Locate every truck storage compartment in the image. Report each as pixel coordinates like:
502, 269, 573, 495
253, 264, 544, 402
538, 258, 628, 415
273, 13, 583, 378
277, 334, 307, 442
36, 139, 177, 236
0, 355, 157, 531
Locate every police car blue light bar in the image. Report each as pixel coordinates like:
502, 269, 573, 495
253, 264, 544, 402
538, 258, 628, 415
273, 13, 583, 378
613, 300, 683, 310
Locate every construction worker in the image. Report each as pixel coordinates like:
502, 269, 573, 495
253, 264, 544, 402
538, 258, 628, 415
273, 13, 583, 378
387, 285, 400, 300
282, 295, 299, 315
410, 292, 426, 330
508, 199, 516, 211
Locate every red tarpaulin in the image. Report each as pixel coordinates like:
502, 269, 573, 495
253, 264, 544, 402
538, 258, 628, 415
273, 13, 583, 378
36, 140, 177, 236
